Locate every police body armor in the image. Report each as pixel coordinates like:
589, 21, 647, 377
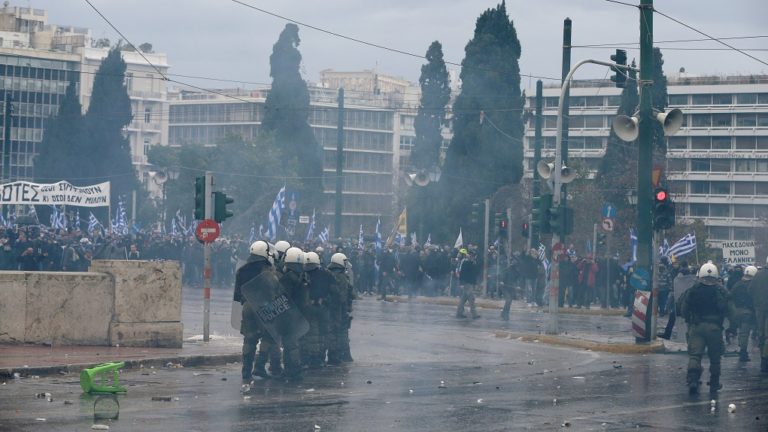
240, 267, 309, 343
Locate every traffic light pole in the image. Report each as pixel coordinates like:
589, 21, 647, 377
203, 171, 213, 342
637, 0, 655, 343
548, 58, 638, 335
532, 80, 543, 248
482, 198, 490, 296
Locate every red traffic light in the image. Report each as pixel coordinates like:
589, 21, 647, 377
655, 189, 668, 201
500, 220, 508, 229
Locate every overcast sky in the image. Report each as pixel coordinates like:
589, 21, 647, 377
28, 0, 768, 89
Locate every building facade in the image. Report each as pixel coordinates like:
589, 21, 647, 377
524, 74, 768, 244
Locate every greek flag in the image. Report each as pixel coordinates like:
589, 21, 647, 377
259, 224, 265, 239
249, 223, 256, 243
318, 226, 329, 243
305, 209, 316, 242
50, 205, 59, 228
375, 218, 382, 253
358, 224, 364, 249
394, 232, 403, 247
171, 218, 179, 237
659, 238, 670, 257
75, 210, 81, 231
410, 232, 417, 246
88, 212, 102, 234
0, 213, 5, 228
266, 185, 286, 241
424, 234, 431, 248
175, 209, 187, 233
666, 233, 696, 259
538, 243, 550, 273
630, 227, 638, 262
7, 212, 15, 227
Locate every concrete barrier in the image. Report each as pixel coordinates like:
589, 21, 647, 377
0, 260, 182, 348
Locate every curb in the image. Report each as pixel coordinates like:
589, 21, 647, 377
0, 352, 241, 379
494, 330, 667, 354
384, 296, 626, 316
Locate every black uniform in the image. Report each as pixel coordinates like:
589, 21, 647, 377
234, 257, 272, 381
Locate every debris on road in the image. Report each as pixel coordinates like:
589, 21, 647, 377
438, 380, 446, 389
91, 425, 110, 430
151, 396, 172, 402
728, 403, 736, 413
35, 418, 46, 422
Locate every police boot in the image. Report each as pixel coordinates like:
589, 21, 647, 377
708, 375, 722, 394
738, 349, 750, 362
252, 353, 269, 379
241, 352, 256, 382
686, 370, 701, 395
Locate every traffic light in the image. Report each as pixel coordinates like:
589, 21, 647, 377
469, 202, 481, 225
598, 232, 607, 246
653, 187, 675, 230
498, 217, 508, 238
194, 176, 206, 220
610, 49, 627, 88
531, 193, 553, 235
521, 222, 529, 238
548, 205, 574, 236
213, 191, 234, 223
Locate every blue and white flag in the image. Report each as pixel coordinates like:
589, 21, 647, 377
249, 223, 256, 243
0, 213, 5, 228
538, 242, 550, 274
394, 232, 403, 247
75, 210, 81, 231
318, 226, 330, 243
630, 227, 638, 263
7, 212, 15, 228
57, 207, 67, 230
424, 234, 431, 248
49, 205, 59, 228
666, 233, 696, 259
305, 209, 316, 242
410, 232, 417, 246
266, 185, 286, 241
259, 224, 265, 239
88, 212, 101, 234
358, 224, 364, 250
659, 238, 670, 257
375, 218, 382, 253
586, 239, 592, 254
171, 218, 178, 237
175, 209, 187, 233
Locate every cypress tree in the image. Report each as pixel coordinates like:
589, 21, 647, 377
34, 80, 84, 182
262, 24, 323, 205
438, 1, 524, 242
83, 47, 137, 200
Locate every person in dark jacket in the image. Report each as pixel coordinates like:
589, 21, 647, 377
729, 265, 756, 362
456, 249, 480, 319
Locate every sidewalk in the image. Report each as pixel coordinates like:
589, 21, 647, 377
0, 335, 241, 379
383, 295, 686, 354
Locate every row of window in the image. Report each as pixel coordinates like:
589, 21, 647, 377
533, 136, 604, 151
0, 77, 72, 95
168, 125, 256, 145
687, 203, 768, 219
685, 180, 768, 196
315, 128, 392, 152
0, 62, 79, 81
322, 149, 392, 173
169, 103, 262, 124
669, 158, 768, 173
688, 113, 768, 128
668, 136, 768, 151
0, 89, 68, 106
310, 107, 394, 131
0, 126, 43, 142
541, 95, 622, 109
670, 93, 768, 106
708, 226, 754, 241
321, 172, 393, 194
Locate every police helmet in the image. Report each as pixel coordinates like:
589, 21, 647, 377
249, 240, 270, 260
284, 247, 305, 265
697, 262, 719, 284
305, 251, 321, 270
744, 265, 758, 280
330, 252, 347, 268
315, 246, 324, 254
275, 240, 291, 256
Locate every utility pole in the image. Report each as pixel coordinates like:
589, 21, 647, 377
532, 80, 543, 248
203, 171, 213, 342
559, 18, 572, 244
334, 88, 345, 238
482, 198, 490, 296
637, 0, 655, 342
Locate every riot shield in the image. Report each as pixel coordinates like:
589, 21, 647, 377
240, 269, 310, 343
230, 301, 243, 332
671, 274, 696, 344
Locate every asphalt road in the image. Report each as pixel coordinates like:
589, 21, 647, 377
1, 292, 767, 431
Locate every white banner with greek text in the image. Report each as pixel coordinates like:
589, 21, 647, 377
0, 181, 110, 207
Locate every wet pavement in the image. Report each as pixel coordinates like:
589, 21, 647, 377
1, 293, 767, 431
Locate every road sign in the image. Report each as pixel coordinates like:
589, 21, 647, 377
601, 217, 614, 232
195, 219, 220, 243
602, 202, 617, 219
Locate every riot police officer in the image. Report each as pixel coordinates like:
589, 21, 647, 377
749, 258, 768, 372
677, 262, 735, 395
730, 265, 756, 362
234, 241, 273, 384
277, 247, 308, 379
303, 252, 337, 368
327, 253, 355, 364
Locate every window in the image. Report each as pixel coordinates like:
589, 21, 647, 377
733, 227, 752, 240
691, 114, 710, 128
584, 137, 603, 149
735, 136, 755, 150
691, 159, 710, 172
585, 96, 604, 108
735, 160, 755, 172
758, 137, 768, 150
668, 159, 686, 172
143, 138, 150, 156
757, 160, 768, 173
668, 137, 686, 150
712, 136, 731, 150
712, 94, 732, 105
711, 182, 730, 194
708, 226, 730, 240
690, 181, 709, 194
691, 137, 710, 150
605, 96, 621, 107
709, 204, 731, 217
690, 203, 708, 217
712, 114, 731, 127
569, 96, 586, 108
144, 108, 151, 123
759, 93, 768, 104
668, 94, 687, 105
584, 116, 603, 128
692, 94, 712, 105
758, 113, 768, 127
736, 114, 757, 127
734, 182, 755, 195
125, 72, 133, 91
711, 159, 731, 172
737, 93, 757, 104
734, 205, 754, 218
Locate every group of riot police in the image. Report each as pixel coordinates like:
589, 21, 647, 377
234, 239, 355, 386
677, 259, 768, 396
